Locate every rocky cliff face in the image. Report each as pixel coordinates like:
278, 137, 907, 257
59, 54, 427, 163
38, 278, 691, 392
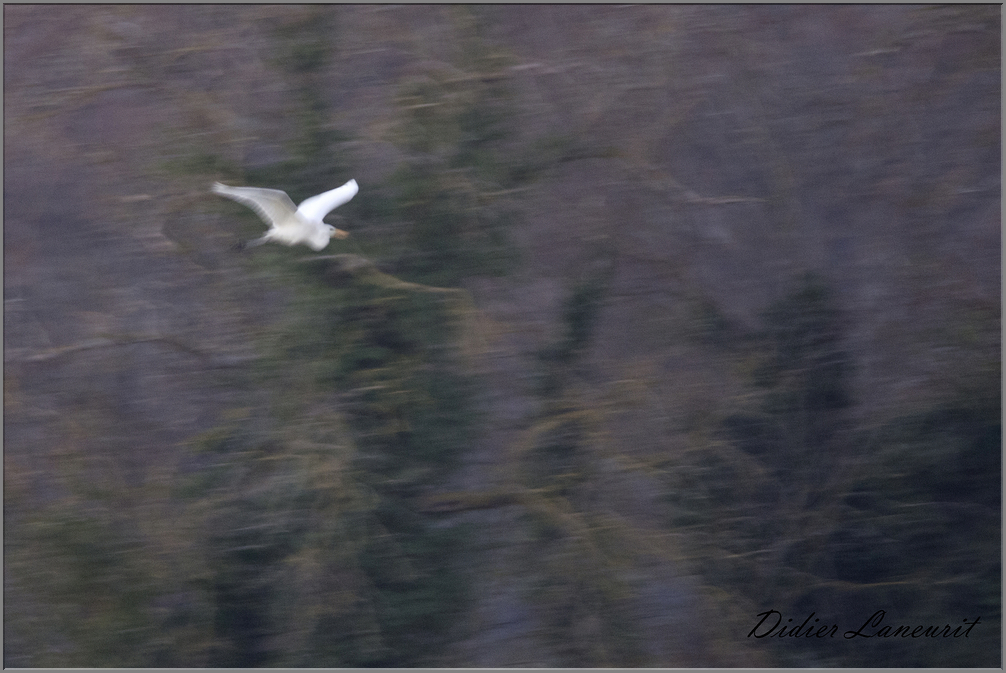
5, 6, 999, 667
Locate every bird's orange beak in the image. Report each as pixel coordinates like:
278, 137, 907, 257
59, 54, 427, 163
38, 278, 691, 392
331, 228, 350, 239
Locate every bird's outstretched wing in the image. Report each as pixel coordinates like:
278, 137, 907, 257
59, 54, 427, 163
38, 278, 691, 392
212, 183, 298, 228
296, 179, 359, 222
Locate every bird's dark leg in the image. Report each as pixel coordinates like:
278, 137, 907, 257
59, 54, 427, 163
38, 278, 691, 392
232, 236, 269, 252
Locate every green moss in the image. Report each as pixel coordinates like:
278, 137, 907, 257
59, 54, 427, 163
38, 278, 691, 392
182, 251, 478, 665
665, 273, 1001, 667
383, 8, 523, 288
6, 492, 216, 666
270, 9, 335, 75
537, 270, 611, 397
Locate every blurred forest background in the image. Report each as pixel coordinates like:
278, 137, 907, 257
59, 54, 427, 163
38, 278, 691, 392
4, 5, 1000, 667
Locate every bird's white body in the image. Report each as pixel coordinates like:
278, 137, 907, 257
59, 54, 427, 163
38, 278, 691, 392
212, 179, 359, 251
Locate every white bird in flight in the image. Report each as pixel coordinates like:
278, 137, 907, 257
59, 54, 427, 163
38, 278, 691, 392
212, 179, 359, 251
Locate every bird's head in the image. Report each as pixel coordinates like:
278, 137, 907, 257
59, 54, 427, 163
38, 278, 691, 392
326, 224, 350, 240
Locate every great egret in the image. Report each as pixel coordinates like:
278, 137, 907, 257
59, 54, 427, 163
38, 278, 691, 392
212, 179, 359, 251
